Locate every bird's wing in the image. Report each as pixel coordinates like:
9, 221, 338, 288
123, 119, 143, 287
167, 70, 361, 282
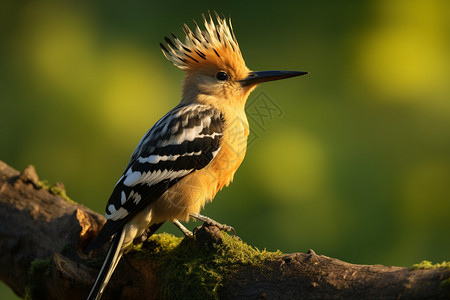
87, 104, 224, 250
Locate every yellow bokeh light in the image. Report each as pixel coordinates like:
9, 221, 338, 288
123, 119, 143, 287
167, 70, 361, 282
13, 0, 178, 147
97, 44, 174, 140
17, 0, 98, 94
355, 0, 450, 110
252, 128, 328, 202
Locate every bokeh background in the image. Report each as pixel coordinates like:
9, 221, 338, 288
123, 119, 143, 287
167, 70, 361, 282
1, 0, 450, 298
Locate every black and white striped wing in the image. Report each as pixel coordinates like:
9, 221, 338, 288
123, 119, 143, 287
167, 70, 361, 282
88, 104, 224, 249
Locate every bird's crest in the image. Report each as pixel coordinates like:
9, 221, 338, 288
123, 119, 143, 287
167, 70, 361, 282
160, 12, 246, 72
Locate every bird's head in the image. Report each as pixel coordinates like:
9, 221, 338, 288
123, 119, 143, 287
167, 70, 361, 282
160, 12, 307, 110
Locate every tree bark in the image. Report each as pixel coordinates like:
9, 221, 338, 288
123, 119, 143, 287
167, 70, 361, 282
0, 160, 449, 299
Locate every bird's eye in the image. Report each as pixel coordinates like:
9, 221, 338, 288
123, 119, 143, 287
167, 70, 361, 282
216, 71, 228, 81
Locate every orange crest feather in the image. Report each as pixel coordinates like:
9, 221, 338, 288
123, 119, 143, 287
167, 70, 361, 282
160, 12, 246, 72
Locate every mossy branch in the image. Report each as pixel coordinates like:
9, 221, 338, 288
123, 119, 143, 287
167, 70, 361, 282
0, 160, 449, 299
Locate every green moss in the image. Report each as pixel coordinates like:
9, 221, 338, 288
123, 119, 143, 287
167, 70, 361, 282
37, 180, 52, 191
413, 260, 450, 269
130, 232, 282, 299
38, 180, 75, 204
413, 260, 450, 290
131, 232, 183, 256
25, 258, 51, 300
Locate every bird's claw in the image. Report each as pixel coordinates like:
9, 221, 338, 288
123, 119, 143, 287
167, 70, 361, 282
219, 224, 236, 236
190, 213, 236, 236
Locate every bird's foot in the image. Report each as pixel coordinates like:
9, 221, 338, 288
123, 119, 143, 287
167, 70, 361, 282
190, 213, 236, 235
172, 219, 194, 238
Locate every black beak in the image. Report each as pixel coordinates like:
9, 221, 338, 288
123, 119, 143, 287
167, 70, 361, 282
240, 70, 308, 87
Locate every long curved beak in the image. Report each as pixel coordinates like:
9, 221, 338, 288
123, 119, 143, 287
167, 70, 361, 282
240, 70, 308, 87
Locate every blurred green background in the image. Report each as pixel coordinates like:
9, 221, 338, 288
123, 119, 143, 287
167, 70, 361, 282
1, 0, 450, 298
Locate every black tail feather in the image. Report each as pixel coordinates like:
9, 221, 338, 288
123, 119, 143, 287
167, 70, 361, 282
87, 228, 125, 300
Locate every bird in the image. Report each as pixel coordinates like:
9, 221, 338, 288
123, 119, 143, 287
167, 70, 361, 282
86, 12, 307, 300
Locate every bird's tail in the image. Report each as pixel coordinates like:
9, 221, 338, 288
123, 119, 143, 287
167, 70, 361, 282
87, 228, 125, 300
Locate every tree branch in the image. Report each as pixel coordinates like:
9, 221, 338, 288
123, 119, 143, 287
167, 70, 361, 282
0, 160, 449, 299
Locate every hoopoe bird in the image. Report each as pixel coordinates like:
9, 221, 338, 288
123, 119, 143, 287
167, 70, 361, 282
86, 12, 307, 300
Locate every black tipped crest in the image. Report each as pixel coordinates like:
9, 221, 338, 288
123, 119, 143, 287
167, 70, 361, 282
164, 36, 176, 48
160, 11, 243, 70
159, 43, 169, 53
